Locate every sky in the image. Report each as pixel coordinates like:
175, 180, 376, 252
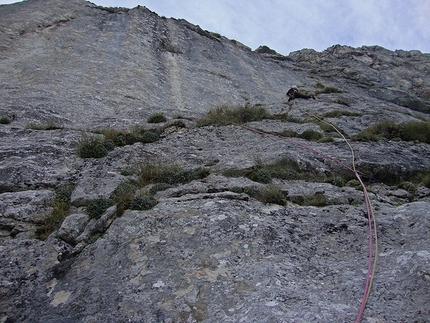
1, 0, 429, 55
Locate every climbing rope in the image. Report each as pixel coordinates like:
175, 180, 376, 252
306, 112, 378, 323
235, 114, 378, 323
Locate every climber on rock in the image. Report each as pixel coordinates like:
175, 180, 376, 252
287, 87, 315, 102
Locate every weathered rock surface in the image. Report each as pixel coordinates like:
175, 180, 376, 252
0, 0, 429, 322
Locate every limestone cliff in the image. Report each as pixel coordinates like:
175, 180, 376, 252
0, 1, 429, 322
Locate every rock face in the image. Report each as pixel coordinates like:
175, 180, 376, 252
1, 0, 430, 322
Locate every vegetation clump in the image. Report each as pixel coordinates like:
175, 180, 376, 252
197, 104, 271, 126
224, 157, 355, 187
147, 113, 167, 123
138, 162, 210, 187
0, 117, 11, 124
77, 126, 161, 158
110, 182, 136, 212
291, 192, 333, 207
298, 129, 323, 141
230, 185, 287, 206
76, 136, 108, 158
26, 121, 63, 130
130, 196, 158, 210
353, 120, 430, 143
141, 131, 159, 143
255, 185, 287, 205
87, 198, 115, 219
315, 82, 344, 95
36, 185, 75, 240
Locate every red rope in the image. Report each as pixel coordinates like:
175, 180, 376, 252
235, 123, 377, 323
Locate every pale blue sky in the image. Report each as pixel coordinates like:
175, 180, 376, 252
1, 0, 429, 54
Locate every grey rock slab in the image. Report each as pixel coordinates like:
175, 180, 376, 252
0, 127, 83, 191
0, 189, 54, 223
70, 172, 126, 207
0, 1, 429, 322
57, 213, 89, 245
2, 198, 426, 322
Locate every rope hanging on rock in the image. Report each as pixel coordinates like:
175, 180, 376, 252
235, 116, 378, 323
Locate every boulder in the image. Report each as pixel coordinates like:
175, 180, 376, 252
57, 213, 89, 245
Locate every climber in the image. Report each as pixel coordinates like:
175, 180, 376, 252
287, 87, 315, 102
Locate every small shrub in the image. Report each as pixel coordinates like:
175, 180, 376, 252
138, 162, 209, 187
103, 139, 115, 151
318, 136, 335, 143
223, 168, 243, 178
113, 134, 126, 146
87, 198, 114, 219
26, 121, 63, 130
120, 168, 135, 176
399, 181, 417, 194
197, 104, 271, 126
139, 162, 180, 186
95, 128, 122, 141
35, 200, 70, 240
125, 133, 141, 145
272, 169, 301, 180
278, 130, 298, 138
230, 186, 244, 194
36, 184, 74, 240
77, 137, 108, 158
141, 131, 159, 143
248, 166, 272, 184
55, 185, 75, 203
346, 179, 362, 189
421, 173, 430, 188
255, 185, 287, 205
154, 167, 210, 185
246, 157, 272, 184
353, 120, 430, 143
110, 182, 136, 211
148, 113, 167, 123
401, 121, 430, 143
130, 196, 157, 210
315, 85, 343, 95
303, 192, 331, 207
0, 117, 11, 124
299, 129, 323, 141
332, 176, 345, 187
243, 186, 259, 197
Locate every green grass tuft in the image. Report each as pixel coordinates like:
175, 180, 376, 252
299, 129, 323, 141
110, 182, 136, 212
26, 121, 63, 130
141, 131, 159, 143
130, 196, 158, 210
35, 185, 75, 240
197, 104, 271, 126
138, 162, 210, 187
76, 137, 108, 158
87, 198, 115, 219
147, 113, 167, 123
255, 185, 287, 205
353, 120, 430, 143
